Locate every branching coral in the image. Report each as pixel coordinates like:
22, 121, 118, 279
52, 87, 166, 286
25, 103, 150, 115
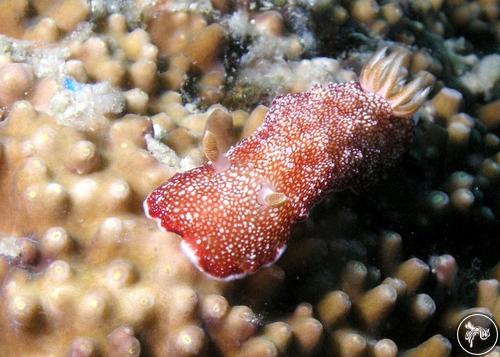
0, 1, 498, 356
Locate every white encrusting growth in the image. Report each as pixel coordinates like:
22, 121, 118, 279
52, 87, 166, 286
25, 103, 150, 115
225, 10, 354, 99
49, 81, 125, 130
0, 236, 23, 261
459, 54, 500, 99
145, 134, 198, 172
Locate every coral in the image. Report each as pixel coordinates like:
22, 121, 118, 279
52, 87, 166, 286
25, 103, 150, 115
147, 7, 226, 105
0, 0, 498, 356
0, 63, 323, 356
431, 87, 463, 120
0, 62, 34, 108
0, 235, 37, 264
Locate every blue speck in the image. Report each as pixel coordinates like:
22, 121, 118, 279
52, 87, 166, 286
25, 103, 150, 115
63, 77, 80, 92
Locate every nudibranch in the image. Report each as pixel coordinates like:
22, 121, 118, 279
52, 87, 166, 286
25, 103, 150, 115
145, 48, 434, 280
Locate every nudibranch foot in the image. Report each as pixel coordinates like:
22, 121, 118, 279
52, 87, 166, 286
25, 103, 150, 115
180, 239, 287, 281
360, 47, 434, 117
179, 240, 248, 282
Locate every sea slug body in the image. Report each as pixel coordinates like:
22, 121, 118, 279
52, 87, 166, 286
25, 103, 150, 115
145, 48, 433, 280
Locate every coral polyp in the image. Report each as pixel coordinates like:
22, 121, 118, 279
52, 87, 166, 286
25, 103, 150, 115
145, 48, 433, 280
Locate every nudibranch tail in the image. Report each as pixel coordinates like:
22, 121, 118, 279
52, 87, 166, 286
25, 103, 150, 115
360, 47, 434, 117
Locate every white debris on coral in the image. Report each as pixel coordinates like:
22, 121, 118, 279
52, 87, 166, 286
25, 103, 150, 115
49, 80, 125, 131
0, 36, 30, 60
239, 57, 355, 97
145, 134, 197, 171
64, 21, 95, 45
297, 57, 356, 85
226, 11, 255, 39
0, 36, 68, 79
145, 133, 180, 167
0, 23, 93, 80
179, 156, 199, 171
0, 26, 124, 132
460, 54, 500, 99
224, 10, 341, 99
159, 0, 213, 13
0, 236, 22, 261
30, 47, 70, 79
298, 0, 329, 7
89, 0, 157, 25
242, 35, 297, 65
226, 10, 310, 64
